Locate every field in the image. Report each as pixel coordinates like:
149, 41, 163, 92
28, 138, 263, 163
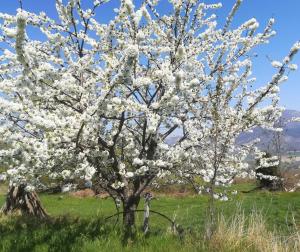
1, 184, 300, 252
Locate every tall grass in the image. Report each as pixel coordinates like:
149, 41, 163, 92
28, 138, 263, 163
78, 209, 300, 251
209, 209, 300, 252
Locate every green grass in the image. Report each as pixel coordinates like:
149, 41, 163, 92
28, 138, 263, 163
0, 185, 300, 251
0, 184, 7, 195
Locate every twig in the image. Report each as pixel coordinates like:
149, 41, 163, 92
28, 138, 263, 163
18, 0, 23, 10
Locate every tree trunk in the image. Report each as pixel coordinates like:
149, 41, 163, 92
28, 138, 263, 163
122, 195, 140, 240
1, 184, 48, 218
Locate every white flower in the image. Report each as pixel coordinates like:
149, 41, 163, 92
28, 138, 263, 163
135, 166, 149, 175
125, 44, 139, 58
278, 75, 288, 83
25, 185, 35, 192
61, 170, 71, 179
107, 140, 114, 147
111, 97, 122, 105
61, 184, 74, 193
49, 172, 58, 179
125, 172, 134, 178
85, 166, 96, 180
133, 158, 144, 166
288, 64, 298, 71
271, 61, 283, 68
111, 181, 125, 189
7, 169, 18, 176
3, 27, 17, 37
16, 10, 28, 21
136, 31, 145, 41
291, 42, 300, 52
118, 162, 126, 173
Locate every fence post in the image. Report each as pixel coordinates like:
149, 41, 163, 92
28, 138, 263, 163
143, 192, 152, 234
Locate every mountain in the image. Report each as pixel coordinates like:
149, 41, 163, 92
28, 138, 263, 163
237, 110, 300, 153
166, 110, 300, 153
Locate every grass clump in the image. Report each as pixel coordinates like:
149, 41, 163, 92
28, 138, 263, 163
209, 209, 300, 252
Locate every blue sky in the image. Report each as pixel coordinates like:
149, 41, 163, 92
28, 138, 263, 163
1, 0, 300, 110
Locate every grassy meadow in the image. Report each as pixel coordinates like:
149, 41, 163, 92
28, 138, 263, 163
1, 184, 300, 251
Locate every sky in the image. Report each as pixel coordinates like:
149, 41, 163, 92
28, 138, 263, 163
1, 0, 300, 110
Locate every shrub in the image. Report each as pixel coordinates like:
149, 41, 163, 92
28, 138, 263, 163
256, 152, 283, 190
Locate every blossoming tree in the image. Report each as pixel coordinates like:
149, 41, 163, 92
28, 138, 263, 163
174, 0, 299, 197
0, 0, 299, 234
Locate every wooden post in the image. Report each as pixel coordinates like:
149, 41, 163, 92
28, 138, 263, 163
1, 184, 48, 218
143, 192, 152, 234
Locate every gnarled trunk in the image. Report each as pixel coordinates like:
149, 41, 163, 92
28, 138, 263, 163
1, 184, 48, 218
122, 195, 140, 240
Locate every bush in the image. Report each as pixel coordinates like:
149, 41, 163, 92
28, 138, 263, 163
256, 152, 283, 190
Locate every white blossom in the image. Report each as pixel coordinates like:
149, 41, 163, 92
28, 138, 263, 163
0, 0, 298, 212
271, 61, 283, 68
288, 64, 298, 71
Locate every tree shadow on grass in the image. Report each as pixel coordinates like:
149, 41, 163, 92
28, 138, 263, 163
0, 215, 115, 252
0, 212, 190, 252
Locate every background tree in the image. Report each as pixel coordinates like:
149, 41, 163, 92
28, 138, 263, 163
165, 0, 299, 236
255, 152, 283, 190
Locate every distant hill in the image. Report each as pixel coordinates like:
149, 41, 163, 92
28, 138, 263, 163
167, 110, 300, 153
237, 110, 300, 153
